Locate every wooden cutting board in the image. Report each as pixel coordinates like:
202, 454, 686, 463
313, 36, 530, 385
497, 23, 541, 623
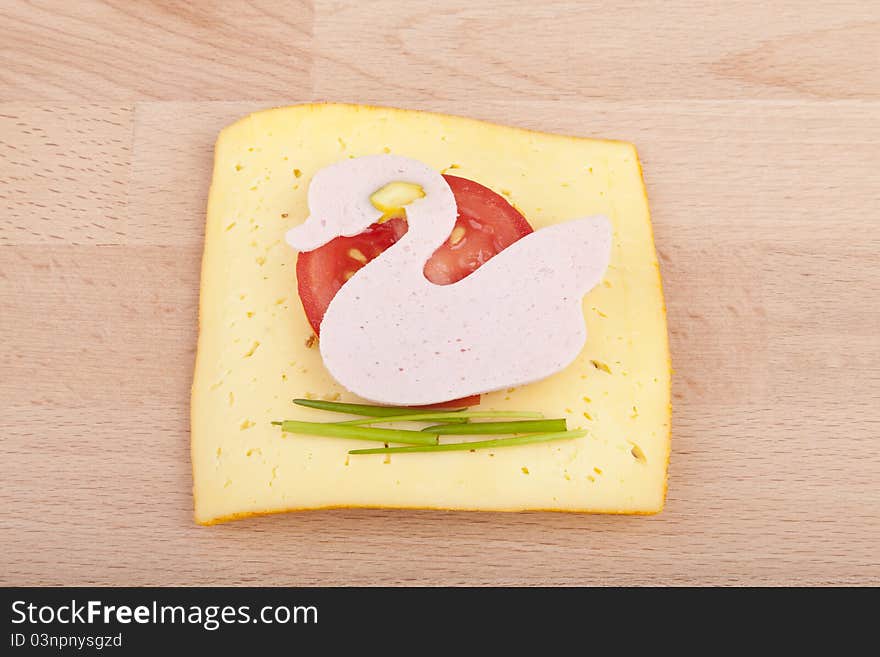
2, 1, 878, 586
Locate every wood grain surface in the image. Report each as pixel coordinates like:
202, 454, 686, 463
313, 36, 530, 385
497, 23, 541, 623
1, 0, 878, 586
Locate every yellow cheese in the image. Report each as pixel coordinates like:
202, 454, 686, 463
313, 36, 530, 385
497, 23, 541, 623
192, 103, 670, 524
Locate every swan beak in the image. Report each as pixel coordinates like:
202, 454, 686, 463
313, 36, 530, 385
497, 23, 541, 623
285, 215, 335, 252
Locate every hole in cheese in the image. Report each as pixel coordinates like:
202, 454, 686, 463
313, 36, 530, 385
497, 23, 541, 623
630, 444, 647, 464
591, 360, 612, 374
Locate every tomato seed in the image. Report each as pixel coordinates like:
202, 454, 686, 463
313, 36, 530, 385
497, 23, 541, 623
348, 248, 367, 264
449, 226, 466, 246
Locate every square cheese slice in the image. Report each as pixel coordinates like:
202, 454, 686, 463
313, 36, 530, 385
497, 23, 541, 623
192, 103, 670, 524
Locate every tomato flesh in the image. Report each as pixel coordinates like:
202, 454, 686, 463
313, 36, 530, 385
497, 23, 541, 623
423, 175, 534, 285
295, 218, 408, 333
417, 395, 481, 409
295, 175, 533, 408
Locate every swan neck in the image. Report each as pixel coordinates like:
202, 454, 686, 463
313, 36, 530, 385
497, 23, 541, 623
372, 169, 457, 275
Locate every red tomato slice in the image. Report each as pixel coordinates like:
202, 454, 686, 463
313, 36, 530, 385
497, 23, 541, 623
296, 218, 408, 334
416, 396, 479, 409
423, 175, 534, 285
295, 174, 533, 407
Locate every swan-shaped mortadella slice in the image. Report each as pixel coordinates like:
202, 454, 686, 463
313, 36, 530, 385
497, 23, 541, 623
286, 155, 611, 406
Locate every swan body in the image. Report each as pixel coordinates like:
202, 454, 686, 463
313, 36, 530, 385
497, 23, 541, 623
287, 155, 611, 405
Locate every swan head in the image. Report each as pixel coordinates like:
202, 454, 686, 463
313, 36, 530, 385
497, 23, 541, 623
286, 154, 450, 252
